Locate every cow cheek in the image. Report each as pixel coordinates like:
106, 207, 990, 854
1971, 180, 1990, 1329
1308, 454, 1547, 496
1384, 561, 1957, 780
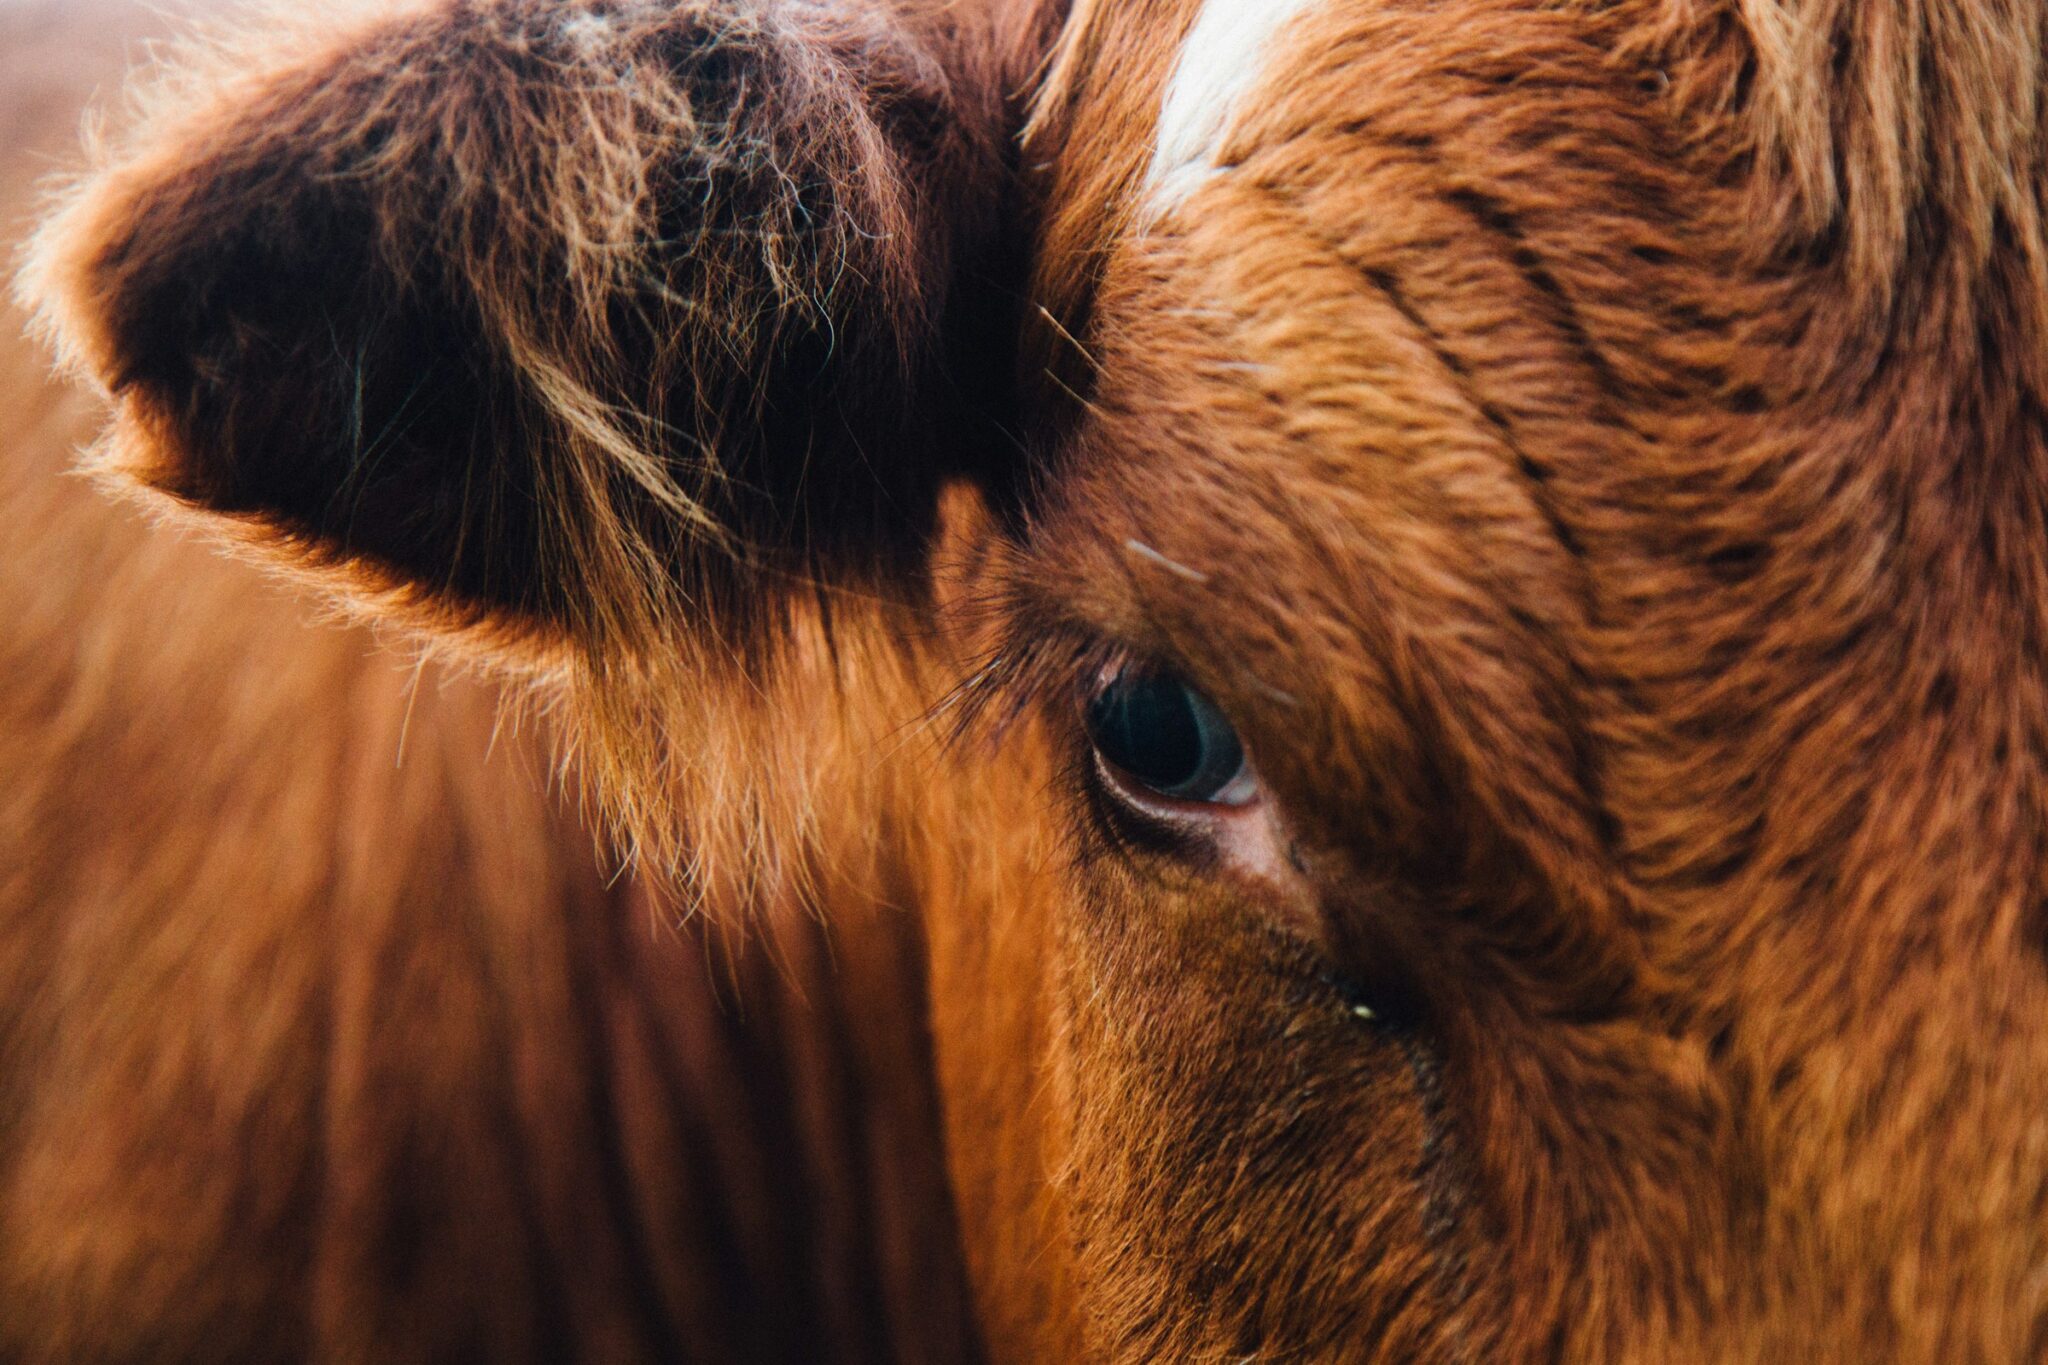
1045, 864, 1466, 1359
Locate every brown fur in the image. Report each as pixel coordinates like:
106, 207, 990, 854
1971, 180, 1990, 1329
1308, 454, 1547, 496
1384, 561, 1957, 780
18, 0, 2048, 1359
1, 5, 979, 1360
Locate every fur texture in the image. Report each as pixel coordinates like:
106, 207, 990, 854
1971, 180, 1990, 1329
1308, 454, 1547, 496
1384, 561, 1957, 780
19, 0, 2048, 1360
1, 5, 979, 1360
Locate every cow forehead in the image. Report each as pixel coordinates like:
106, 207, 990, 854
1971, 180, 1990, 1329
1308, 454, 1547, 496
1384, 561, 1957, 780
1032, 12, 1584, 549
1024, 209, 1600, 840
1016, 0, 1683, 827
1026, 1, 1711, 549
1143, 0, 1326, 213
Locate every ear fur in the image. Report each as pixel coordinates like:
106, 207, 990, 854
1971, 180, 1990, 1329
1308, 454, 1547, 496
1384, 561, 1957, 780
23, 0, 1021, 658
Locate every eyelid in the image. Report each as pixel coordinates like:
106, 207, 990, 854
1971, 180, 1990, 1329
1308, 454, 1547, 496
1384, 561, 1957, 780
1089, 742, 1312, 910
1092, 744, 1262, 814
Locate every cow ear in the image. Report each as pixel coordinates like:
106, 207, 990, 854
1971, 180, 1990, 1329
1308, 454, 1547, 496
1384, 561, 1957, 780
23, 0, 1023, 656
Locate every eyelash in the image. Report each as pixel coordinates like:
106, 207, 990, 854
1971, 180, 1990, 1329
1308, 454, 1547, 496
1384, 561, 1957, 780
941, 622, 1123, 749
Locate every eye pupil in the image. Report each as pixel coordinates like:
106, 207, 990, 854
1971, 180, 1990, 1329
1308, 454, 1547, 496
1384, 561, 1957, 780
1089, 673, 1205, 788
1085, 669, 1249, 803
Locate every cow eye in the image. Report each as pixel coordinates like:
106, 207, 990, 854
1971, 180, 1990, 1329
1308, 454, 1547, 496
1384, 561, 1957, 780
1085, 668, 1256, 806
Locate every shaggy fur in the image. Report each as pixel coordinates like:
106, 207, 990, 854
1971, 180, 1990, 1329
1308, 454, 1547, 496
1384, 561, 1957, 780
19, 0, 2048, 1359
2, 4, 978, 1360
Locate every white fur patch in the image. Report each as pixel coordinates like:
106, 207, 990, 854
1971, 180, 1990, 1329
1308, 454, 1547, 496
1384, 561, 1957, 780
1145, 0, 1323, 214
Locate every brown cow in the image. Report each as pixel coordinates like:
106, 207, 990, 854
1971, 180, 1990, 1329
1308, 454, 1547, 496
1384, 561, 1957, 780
18, 0, 2048, 1359
0, 3, 976, 1360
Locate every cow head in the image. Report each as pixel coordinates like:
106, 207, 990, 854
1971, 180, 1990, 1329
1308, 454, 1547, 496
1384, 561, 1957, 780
25, 0, 2048, 1357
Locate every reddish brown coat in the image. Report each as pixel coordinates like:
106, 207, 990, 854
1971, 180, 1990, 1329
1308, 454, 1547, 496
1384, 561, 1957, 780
18, 0, 2048, 1360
